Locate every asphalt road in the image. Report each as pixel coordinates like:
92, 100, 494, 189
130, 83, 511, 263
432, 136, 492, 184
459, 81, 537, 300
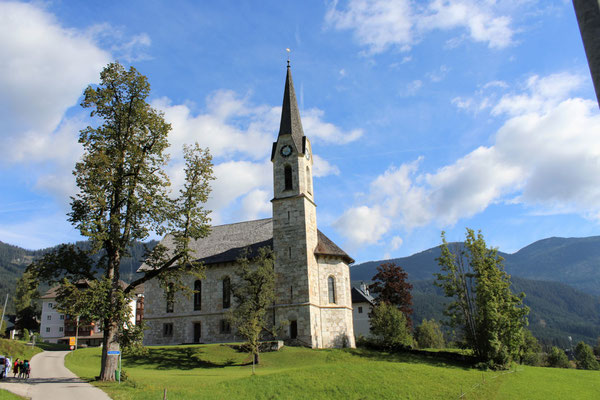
0, 351, 111, 400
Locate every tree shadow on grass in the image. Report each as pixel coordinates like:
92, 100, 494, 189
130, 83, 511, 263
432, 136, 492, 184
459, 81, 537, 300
124, 346, 251, 370
347, 348, 477, 371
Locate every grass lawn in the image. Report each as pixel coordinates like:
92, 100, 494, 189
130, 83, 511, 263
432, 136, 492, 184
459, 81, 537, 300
0, 338, 42, 363
65, 344, 600, 400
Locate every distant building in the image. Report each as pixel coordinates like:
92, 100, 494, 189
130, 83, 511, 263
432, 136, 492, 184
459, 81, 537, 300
351, 283, 375, 338
140, 65, 356, 349
40, 281, 144, 345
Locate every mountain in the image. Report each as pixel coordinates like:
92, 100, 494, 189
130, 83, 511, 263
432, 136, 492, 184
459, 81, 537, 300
407, 277, 600, 348
0, 240, 156, 313
351, 236, 600, 296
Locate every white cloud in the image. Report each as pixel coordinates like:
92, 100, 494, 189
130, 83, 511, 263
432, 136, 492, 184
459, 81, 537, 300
390, 236, 403, 250
302, 108, 363, 144
335, 72, 600, 246
325, 0, 516, 54
238, 189, 272, 221
427, 65, 449, 83
0, 1, 110, 141
313, 155, 341, 177
332, 205, 391, 247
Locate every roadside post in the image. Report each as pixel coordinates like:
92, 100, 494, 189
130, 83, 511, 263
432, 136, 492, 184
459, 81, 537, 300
107, 350, 121, 383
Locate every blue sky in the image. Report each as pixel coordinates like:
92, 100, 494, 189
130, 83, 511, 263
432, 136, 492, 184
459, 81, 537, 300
1, 0, 599, 264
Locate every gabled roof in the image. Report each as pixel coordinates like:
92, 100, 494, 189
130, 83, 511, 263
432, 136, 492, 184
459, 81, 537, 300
138, 218, 354, 271
278, 63, 304, 153
351, 286, 375, 305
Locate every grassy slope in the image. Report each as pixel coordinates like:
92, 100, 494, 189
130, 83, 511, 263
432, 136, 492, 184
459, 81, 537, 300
65, 345, 599, 400
0, 390, 26, 400
0, 339, 42, 362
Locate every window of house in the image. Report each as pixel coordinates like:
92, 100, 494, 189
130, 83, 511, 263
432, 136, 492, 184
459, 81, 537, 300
284, 165, 293, 191
163, 323, 173, 337
48, 302, 53, 309
358, 306, 363, 314
193, 280, 202, 311
306, 166, 312, 194
60, 315, 65, 320
222, 277, 231, 309
220, 319, 231, 334
47, 315, 51, 320
328, 276, 336, 304
46, 327, 50, 333
59, 327, 64, 332
166, 283, 174, 313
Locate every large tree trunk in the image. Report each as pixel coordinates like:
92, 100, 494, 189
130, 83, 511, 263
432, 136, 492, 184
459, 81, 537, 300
99, 321, 120, 381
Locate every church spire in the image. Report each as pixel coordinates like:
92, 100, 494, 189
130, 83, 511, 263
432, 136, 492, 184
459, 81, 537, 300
278, 63, 304, 153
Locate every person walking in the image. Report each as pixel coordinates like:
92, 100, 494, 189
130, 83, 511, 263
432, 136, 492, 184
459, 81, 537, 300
17, 360, 24, 379
12, 358, 19, 378
23, 360, 30, 380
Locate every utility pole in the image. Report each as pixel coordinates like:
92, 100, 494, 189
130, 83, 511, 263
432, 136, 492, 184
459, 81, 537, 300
0, 293, 8, 337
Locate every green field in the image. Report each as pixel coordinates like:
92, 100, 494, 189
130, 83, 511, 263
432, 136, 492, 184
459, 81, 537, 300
65, 344, 599, 400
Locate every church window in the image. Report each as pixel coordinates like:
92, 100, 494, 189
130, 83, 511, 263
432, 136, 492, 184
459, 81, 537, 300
163, 323, 173, 337
284, 165, 293, 190
306, 166, 312, 194
223, 277, 231, 309
220, 319, 231, 334
328, 276, 336, 304
287, 211, 290, 222
193, 280, 202, 311
288, 247, 292, 259
166, 283, 175, 313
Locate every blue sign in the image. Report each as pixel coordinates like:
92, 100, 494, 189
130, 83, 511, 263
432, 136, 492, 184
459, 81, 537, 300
107, 351, 121, 355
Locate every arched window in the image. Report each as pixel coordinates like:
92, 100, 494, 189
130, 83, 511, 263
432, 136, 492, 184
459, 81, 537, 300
306, 166, 312, 194
284, 165, 293, 191
193, 280, 202, 311
223, 277, 231, 309
328, 276, 336, 304
166, 283, 174, 313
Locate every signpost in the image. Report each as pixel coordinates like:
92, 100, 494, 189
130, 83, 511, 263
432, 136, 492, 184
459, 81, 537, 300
69, 337, 76, 347
107, 350, 121, 384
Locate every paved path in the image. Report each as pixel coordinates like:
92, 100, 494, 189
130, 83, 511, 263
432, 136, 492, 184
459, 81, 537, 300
0, 351, 111, 400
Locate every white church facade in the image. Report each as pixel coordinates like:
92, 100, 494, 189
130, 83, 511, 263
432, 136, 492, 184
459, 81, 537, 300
142, 64, 356, 348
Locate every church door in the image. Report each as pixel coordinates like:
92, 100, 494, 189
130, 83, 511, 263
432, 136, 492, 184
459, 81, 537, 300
193, 322, 201, 343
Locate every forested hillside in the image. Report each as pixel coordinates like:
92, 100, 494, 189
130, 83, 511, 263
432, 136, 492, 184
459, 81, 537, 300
351, 236, 600, 295
0, 240, 156, 313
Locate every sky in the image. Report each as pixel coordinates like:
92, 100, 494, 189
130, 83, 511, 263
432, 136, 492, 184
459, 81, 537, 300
1, 0, 599, 264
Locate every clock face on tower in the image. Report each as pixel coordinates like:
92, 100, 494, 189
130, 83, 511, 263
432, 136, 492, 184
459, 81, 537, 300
280, 145, 292, 157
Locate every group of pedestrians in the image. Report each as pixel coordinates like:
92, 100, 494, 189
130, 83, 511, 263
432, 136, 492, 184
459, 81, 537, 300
11, 359, 31, 380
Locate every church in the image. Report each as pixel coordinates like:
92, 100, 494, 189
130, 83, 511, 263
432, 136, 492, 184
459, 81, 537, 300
142, 64, 356, 348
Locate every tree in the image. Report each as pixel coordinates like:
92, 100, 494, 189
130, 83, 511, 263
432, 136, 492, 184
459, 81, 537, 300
435, 229, 529, 369
28, 62, 214, 381
13, 271, 40, 334
546, 346, 570, 368
369, 302, 413, 349
414, 319, 445, 349
520, 329, 542, 366
594, 336, 600, 357
229, 247, 276, 371
574, 341, 600, 370
369, 262, 413, 328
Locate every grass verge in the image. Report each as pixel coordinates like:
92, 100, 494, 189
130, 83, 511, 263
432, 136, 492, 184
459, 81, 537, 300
65, 344, 600, 400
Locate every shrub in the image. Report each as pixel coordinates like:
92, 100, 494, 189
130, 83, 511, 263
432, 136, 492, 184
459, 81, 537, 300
22, 329, 30, 343
574, 341, 600, 370
414, 319, 445, 349
370, 302, 413, 349
520, 330, 542, 366
546, 346, 570, 368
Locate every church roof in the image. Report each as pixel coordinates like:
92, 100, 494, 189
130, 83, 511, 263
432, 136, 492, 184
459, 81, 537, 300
278, 63, 305, 154
138, 218, 354, 271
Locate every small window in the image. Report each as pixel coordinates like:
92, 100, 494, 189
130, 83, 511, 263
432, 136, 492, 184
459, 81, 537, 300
47, 315, 51, 320
163, 323, 173, 337
222, 277, 231, 309
358, 306, 363, 314
166, 283, 174, 313
60, 315, 65, 320
48, 303, 53, 309
193, 280, 202, 311
284, 165, 293, 191
46, 327, 50, 333
220, 319, 231, 334
59, 327, 64, 332
328, 276, 336, 304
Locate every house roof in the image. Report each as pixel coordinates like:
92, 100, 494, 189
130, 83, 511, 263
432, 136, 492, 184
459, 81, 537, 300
351, 286, 375, 305
138, 218, 354, 271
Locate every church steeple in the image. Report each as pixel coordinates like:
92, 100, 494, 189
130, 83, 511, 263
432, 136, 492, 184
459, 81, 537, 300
278, 63, 304, 154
